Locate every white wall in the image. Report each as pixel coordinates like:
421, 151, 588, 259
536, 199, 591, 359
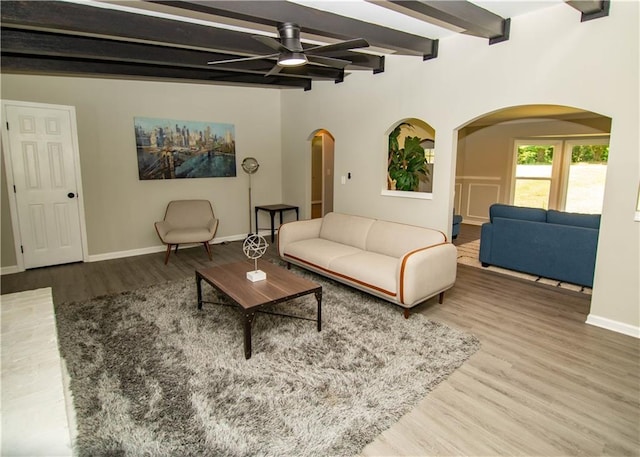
281, 2, 639, 331
1, 76, 283, 260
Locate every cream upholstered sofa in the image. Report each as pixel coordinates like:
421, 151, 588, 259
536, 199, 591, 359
278, 212, 457, 318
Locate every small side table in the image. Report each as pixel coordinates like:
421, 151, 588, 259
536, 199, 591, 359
255, 204, 299, 242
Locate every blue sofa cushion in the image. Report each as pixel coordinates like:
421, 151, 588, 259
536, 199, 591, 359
547, 210, 601, 229
490, 204, 547, 223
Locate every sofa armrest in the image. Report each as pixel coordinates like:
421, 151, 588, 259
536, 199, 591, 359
398, 243, 458, 306
479, 222, 493, 265
278, 218, 323, 257
154, 220, 172, 243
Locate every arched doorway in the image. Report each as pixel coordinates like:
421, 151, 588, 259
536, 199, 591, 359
454, 105, 611, 227
453, 104, 611, 297
310, 130, 335, 219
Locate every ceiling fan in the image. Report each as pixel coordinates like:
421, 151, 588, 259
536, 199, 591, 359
207, 22, 369, 76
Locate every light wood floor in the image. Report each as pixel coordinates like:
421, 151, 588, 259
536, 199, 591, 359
1, 231, 639, 456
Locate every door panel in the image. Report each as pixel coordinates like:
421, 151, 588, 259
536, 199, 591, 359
5, 104, 84, 268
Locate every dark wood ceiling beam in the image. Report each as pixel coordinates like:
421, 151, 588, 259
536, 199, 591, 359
0, 1, 382, 72
371, 0, 510, 43
0, 54, 313, 90
0, 27, 345, 81
152, 0, 438, 58
566, 0, 610, 22
0, 1, 292, 55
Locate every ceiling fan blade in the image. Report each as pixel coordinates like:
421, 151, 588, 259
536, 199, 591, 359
252, 35, 292, 53
306, 54, 351, 69
265, 64, 284, 77
208, 53, 278, 65
305, 38, 370, 55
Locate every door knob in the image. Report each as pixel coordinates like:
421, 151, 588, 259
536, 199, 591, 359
67, 192, 76, 198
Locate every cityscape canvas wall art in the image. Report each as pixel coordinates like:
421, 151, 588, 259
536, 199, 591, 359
134, 117, 236, 180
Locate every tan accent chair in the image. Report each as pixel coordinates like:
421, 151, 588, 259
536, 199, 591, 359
155, 200, 219, 264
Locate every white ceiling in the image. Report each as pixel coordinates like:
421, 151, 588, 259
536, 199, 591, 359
289, 0, 563, 39
91, 0, 565, 46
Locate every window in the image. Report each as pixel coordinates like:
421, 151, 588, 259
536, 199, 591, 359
511, 138, 609, 213
513, 142, 560, 210
563, 140, 608, 214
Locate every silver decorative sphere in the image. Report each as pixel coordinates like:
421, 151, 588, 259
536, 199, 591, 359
243, 234, 268, 260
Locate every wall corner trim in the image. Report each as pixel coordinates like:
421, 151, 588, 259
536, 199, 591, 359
586, 314, 640, 339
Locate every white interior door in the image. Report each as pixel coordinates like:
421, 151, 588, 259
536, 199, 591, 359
3, 101, 85, 269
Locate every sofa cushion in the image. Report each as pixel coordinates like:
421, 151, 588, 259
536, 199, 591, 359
490, 204, 547, 223
319, 212, 375, 250
488, 218, 598, 287
163, 227, 215, 244
366, 220, 446, 258
282, 238, 362, 269
328, 251, 398, 296
547, 209, 601, 229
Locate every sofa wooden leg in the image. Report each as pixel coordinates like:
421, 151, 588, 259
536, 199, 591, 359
481, 262, 489, 267
203, 242, 212, 260
403, 308, 410, 319
439, 291, 444, 304
164, 244, 172, 265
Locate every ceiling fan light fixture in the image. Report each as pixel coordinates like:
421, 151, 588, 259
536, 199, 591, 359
278, 52, 307, 67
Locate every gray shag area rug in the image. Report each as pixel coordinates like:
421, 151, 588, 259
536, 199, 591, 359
55, 265, 480, 457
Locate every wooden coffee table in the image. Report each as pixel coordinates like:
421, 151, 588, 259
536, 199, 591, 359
195, 260, 322, 359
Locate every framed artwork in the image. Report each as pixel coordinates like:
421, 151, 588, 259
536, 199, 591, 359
134, 117, 236, 180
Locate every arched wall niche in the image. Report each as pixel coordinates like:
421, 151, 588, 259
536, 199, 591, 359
384, 117, 436, 196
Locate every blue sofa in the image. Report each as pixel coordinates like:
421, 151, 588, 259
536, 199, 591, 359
479, 204, 600, 287
452, 213, 463, 239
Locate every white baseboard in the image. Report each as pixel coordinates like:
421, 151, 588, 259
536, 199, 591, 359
461, 219, 484, 227
1, 265, 20, 276
87, 233, 251, 263
87, 244, 167, 262
586, 314, 640, 339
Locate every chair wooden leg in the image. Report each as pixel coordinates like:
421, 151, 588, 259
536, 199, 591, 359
203, 242, 212, 260
403, 308, 410, 319
164, 244, 172, 265
439, 291, 445, 304
174, 244, 180, 254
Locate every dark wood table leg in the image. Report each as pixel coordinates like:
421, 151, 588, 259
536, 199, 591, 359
269, 211, 276, 242
196, 272, 203, 310
243, 311, 256, 359
315, 289, 322, 332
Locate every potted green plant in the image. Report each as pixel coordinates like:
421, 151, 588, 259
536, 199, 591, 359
387, 123, 430, 191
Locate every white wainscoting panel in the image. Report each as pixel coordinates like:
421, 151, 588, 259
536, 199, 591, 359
467, 183, 501, 220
